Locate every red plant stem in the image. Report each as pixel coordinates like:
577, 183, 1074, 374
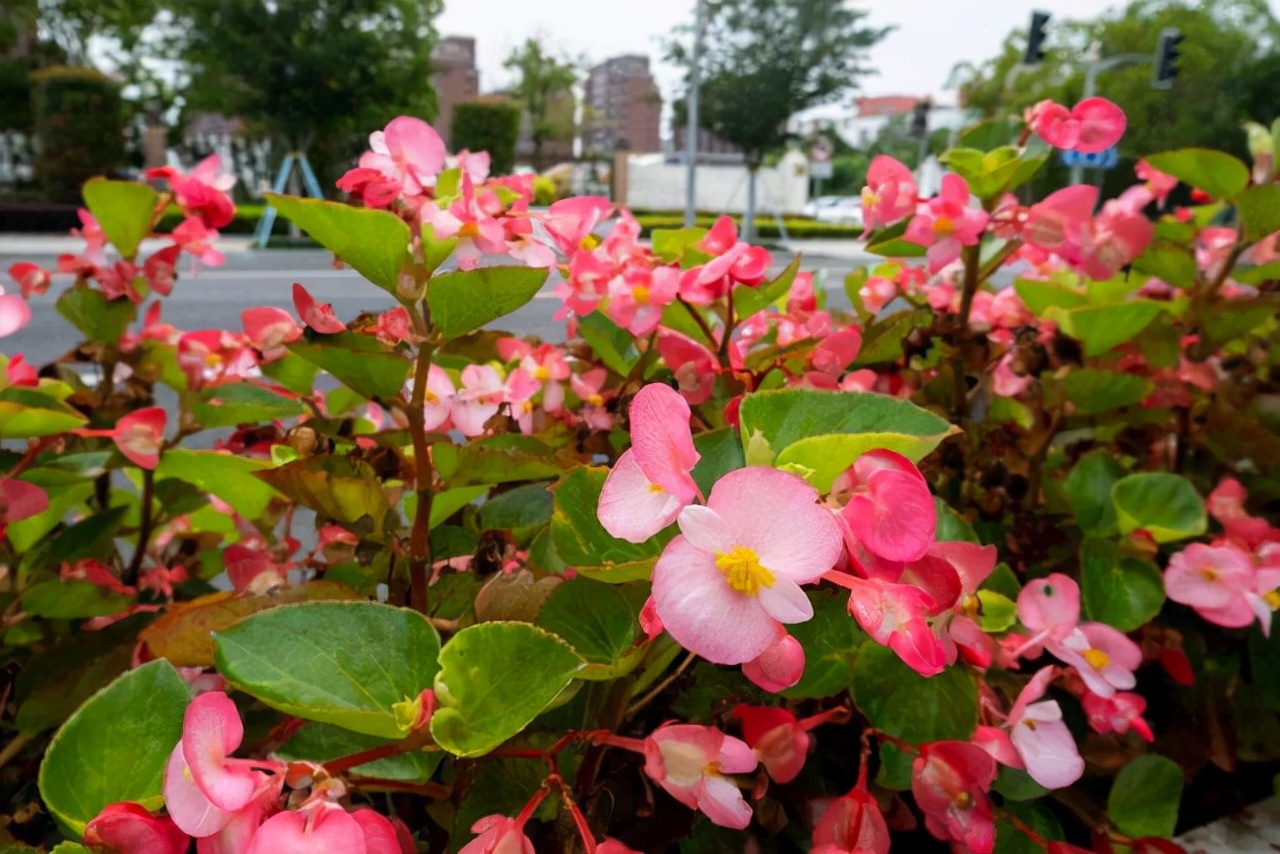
5, 437, 51, 480
821, 569, 859, 591
677, 296, 719, 348
405, 338, 436, 614
559, 782, 599, 854
799, 705, 852, 732
124, 468, 154, 586
515, 782, 551, 826
325, 741, 415, 777
347, 776, 451, 798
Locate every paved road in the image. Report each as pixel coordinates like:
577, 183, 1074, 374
2, 245, 872, 367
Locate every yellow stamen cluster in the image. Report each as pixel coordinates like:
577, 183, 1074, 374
714, 545, 775, 596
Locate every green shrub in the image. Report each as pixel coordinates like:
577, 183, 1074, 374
0, 59, 36, 134
32, 66, 124, 203
451, 101, 520, 177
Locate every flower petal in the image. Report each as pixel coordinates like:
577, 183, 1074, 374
598, 449, 685, 543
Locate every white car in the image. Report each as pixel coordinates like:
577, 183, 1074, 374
808, 196, 864, 227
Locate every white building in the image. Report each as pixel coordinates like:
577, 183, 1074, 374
788, 95, 973, 150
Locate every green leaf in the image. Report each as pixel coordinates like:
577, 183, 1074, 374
1060, 369, 1154, 415
214, 602, 440, 739
1235, 262, 1280, 286
260, 352, 320, 396
1064, 450, 1124, 536
651, 227, 709, 264
430, 484, 490, 528
1132, 241, 1197, 289
38, 660, 190, 837
549, 466, 668, 582
1014, 278, 1088, 316
865, 218, 925, 257
536, 578, 643, 678
190, 383, 305, 428
1111, 472, 1206, 544
265, 194, 410, 294
1236, 185, 1280, 242
427, 266, 549, 340
475, 482, 552, 544
1145, 148, 1250, 201
0, 388, 88, 438
278, 722, 442, 782
976, 590, 1017, 632
578, 312, 640, 376
289, 333, 409, 401
994, 801, 1062, 854
690, 427, 745, 499
82, 178, 158, 258
1080, 538, 1165, 632
738, 388, 956, 491
853, 311, 925, 366
1046, 301, 1167, 357
935, 496, 979, 544
1198, 296, 1280, 348
430, 621, 584, 757
783, 590, 868, 699
851, 643, 977, 744
17, 505, 128, 586
156, 449, 281, 518
22, 579, 132, 619
1107, 754, 1183, 839
56, 287, 137, 346
256, 456, 389, 528
734, 254, 800, 318
434, 433, 573, 487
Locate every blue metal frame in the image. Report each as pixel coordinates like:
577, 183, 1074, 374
252, 153, 325, 247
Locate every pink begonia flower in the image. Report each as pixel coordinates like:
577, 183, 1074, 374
4, 354, 37, 387
1049, 190, 1151, 281
223, 544, 288, 594
570, 368, 614, 431
652, 467, 842, 665
905, 173, 990, 273
8, 261, 51, 298
999, 667, 1085, 789
858, 275, 897, 314
552, 245, 613, 318
912, 740, 998, 854
147, 154, 236, 229
861, 155, 919, 230
351, 809, 414, 854
172, 216, 225, 267
810, 326, 863, 377
992, 351, 1035, 398
451, 364, 506, 436
835, 449, 936, 563
58, 209, 108, 275
1136, 160, 1178, 205
741, 628, 806, 692
606, 264, 680, 336
542, 196, 614, 254
418, 364, 456, 432
139, 246, 181, 299
458, 814, 535, 854
0, 478, 46, 539
928, 541, 999, 667
1017, 574, 1142, 697
505, 367, 542, 434
292, 283, 346, 333
163, 692, 283, 838
498, 340, 570, 412
192, 796, 272, 854
1165, 541, 1280, 633
77, 407, 167, 469
656, 328, 718, 405
241, 306, 302, 359
1207, 478, 1280, 547
452, 148, 492, 183
356, 116, 447, 198
243, 803, 366, 854
374, 306, 413, 346
83, 802, 190, 854
61, 558, 134, 596
598, 840, 642, 854
696, 216, 772, 287
643, 724, 758, 829
598, 383, 701, 543
844, 574, 947, 676
420, 174, 508, 270
1082, 690, 1154, 741
787, 270, 817, 313
0, 289, 30, 338
335, 166, 401, 209
733, 704, 811, 784
811, 760, 891, 854
1026, 97, 1126, 154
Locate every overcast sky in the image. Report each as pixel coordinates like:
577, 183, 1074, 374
436, 0, 1149, 108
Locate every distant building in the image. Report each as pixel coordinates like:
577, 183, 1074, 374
584, 55, 661, 155
788, 95, 972, 150
670, 124, 741, 160
515, 88, 576, 169
432, 36, 480, 149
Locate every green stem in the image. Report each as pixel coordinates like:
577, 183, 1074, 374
124, 468, 154, 586
977, 239, 1022, 284
957, 243, 983, 331
625, 650, 697, 720
677, 296, 719, 349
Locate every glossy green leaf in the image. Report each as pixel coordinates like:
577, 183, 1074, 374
0, 388, 88, 438
651, 227, 709, 264
1198, 296, 1280, 348
549, 466, 669, 582
38, 660, 190, 837
156, 449, 281, 518
1107, 754, 1183, 839
8, 482, 93, 553
428, 484, 489, 528
265, 193, 410, 293
431, 621, 584, 757
1111, 472, 1206, 543
1132, 241, 1197, 289
257, 456, 390, 528
935, 496, 979, 544
739, 388, 956, 491
1046, 301, 1167, 357
289, 333, 409, 401
537, 578, 643, 678
976, 590, 1017, 633
853, 311, 926, 366
1080, 538, 1165, 632
690, 427, 745, 498
1145, 148, 1250, 201
427, 266, 549, 339
783, 590, 868, 699
1235, 185, 1280, 242
278, 722, 442, 782
1235, 262, 1280, 286
1064, 450, 1124, 536
578, 312, 640, 376
17, 505, 128, 586
734, 253, 799, 318
434, 433, 573, 487
475, 482, 552, 544
215, 602, 440, 739
191, 383, 305, 428
1014, 278, 1088, 316
1060, 369, 1154, 415
851, 643, 978, 744
56, 287, 137, 346
865, 219, 925, 257
22, 579, 133, 619
82, 177, 158, 258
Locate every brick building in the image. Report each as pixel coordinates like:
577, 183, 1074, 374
431, 36, 480, 149
583, 55, 661, 155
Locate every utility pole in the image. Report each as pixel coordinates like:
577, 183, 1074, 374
683, 0, 706, 228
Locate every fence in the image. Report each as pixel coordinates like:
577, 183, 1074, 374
618, 150, 810, 216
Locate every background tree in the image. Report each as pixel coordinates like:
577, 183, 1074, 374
164, 0, 442, 189
503, 38, 577, 171
668, 0, 890, 240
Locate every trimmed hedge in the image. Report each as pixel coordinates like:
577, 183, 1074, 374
451, 102, 520, 177
32, 66, 124, 203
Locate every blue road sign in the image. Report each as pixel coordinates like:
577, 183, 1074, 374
1060, 147, 1120, 169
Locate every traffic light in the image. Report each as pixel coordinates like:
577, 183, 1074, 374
1024, 11, 1051, 65
1153, 28, 1184, 89
910, 101, 930, 140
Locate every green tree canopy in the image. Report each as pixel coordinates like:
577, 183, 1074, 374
503, 38, 577, 169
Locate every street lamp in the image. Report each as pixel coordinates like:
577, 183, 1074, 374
683, 0, 705, 228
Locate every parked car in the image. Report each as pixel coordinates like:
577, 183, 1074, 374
810, 196, 864, 227
802, 195, 842, 218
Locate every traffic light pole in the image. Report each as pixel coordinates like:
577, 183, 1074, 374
1069, 53, 1151, 186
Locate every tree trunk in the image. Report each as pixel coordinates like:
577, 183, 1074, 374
744, 165, 759, 244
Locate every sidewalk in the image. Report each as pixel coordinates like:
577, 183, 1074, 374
779, 238, 872, 264
0, 234, 258, 256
